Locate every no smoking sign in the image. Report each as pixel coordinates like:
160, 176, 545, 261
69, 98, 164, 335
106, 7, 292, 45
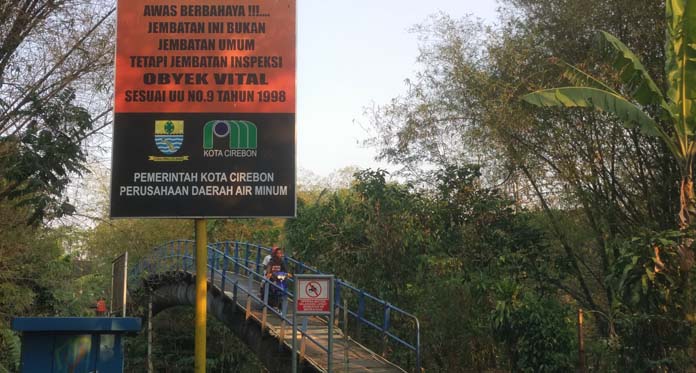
295, 275, 333, 315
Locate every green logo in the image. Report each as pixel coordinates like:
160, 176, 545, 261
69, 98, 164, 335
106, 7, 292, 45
203, 120, 257, 149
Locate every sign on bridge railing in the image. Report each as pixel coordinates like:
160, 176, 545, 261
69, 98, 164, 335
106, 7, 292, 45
293, 274, 334, 372
296, 276, 332, 316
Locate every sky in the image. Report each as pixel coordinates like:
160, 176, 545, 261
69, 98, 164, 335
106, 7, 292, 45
296, 0, 499, 176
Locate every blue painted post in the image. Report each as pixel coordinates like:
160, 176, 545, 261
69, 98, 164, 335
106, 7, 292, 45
190, 241, 194, 272
177, 241, 182, 271
255, 246, 262, 274
244, 243, 250, 275
233, 242, 240, 275
221, 243, 229, 293
263, 282, 270, 305
181, 240, 186, 271
357, 291, 366, 340
190, 241, 195, 275
171, 241, 176, 270
281, 287, 288, 318
190, 241, 195, 272
246, 275, 253, 303
232, 280, 238, 305
184, 240, 189, 271
382, 302, 391, 357
209, 249, 216, 284
181, 241, 186, 268
335, 285, 342, 326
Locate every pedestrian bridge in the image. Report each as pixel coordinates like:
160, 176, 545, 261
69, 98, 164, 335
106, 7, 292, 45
128, 240, 421, 372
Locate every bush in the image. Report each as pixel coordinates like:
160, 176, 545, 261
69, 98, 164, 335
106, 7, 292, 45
493, 286, 576, 372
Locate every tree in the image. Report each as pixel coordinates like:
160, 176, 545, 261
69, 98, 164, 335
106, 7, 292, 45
522, 1, 696, 264
0, 0, 115, 223
286, 167, 569, 371
365, 2, 696, 367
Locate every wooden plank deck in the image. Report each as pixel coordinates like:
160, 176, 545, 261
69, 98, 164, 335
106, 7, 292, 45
210, 271, 405, 373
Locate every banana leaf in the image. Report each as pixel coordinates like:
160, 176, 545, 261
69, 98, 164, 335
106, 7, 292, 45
522, 87, 678, 157
665, 0, 696, 137
556, 60, 618, 94
597, 31, 672, 118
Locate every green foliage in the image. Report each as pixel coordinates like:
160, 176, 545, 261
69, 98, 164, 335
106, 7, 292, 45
124, 307, 263, 372
0, 200, 107, 370
521, 1, 696, 238
207, 218, 283, 245
364, 2, 696, 368
0, 329, 20, 373
596, 31, 670, 111
287, 166, 571, 371
606, 230, 693, 370
0, 0, 114, 224
0, 88, 93, 223
3, 1, 695, 372
492, 285, 576, 372
665, 0, 696, 136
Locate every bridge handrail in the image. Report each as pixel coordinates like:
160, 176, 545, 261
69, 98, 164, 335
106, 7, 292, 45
130, 240, 420, 372
131, 241, 332, 354
214, 240, 420, 367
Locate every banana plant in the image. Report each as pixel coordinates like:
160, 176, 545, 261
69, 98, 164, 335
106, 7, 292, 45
522, 0, 696, 236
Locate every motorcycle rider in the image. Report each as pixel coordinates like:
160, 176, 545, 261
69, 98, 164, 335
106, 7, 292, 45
265, 247, 291, 308
266, 247, 287, 278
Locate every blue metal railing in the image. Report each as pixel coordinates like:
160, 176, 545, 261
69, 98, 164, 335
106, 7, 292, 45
130, 240, 421, 372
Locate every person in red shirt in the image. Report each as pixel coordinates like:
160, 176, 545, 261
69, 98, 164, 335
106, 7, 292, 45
265, 247, 287, 278
96, 297, 107, 316
265, 247, 291, 309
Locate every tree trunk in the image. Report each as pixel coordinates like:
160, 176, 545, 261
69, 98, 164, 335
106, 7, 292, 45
680, 174, 695, 229
678, 173, 695, 269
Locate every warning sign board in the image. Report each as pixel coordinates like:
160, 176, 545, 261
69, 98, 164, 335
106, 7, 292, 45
111, 0, 296, 218
295, 275, 333, 316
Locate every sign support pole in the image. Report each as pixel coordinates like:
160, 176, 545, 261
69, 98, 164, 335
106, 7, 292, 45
292, 295, 298, 373
328, 284, 334, 373
344, 297, 349, 372
195, 219, 207, 373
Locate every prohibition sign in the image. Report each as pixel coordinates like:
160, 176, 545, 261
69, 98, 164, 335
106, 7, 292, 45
305, 281, 323, 298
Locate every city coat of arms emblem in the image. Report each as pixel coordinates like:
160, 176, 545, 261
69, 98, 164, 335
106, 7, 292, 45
154, 120, 184, 155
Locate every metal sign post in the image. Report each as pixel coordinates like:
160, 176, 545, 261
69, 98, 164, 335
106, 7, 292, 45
195, 219, 207, 373
293, 274, 334, 372
292, 305, 298, 373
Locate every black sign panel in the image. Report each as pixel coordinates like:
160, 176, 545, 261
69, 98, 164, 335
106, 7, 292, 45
111, 113, 295, 217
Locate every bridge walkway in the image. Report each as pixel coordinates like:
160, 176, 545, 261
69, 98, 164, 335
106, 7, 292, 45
216, 271, 404, 372
131, 240, 421, 373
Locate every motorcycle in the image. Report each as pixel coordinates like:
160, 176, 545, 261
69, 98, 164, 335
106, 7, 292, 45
266, 271, 290, 309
